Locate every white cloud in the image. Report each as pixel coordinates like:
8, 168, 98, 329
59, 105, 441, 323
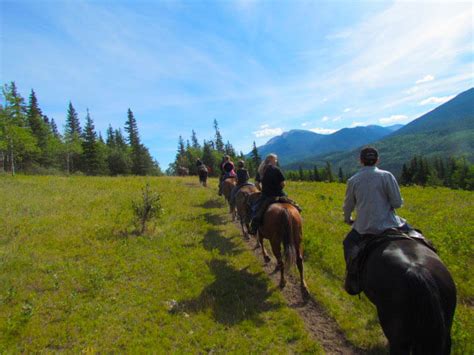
419, 95, 455, 105
309, 128, 337, 134
379, 115, 409, 124
350, 121, 365, 127
332, 116, 342, 122
260, 124, 269, 129
253, 127, 283, 138
343, 107, 352, 113
321, 116, 330, 122
416, 75, 435, 84
301, 121, 310, 127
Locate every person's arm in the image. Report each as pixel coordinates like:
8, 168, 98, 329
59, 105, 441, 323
386, 173, 403, 209
343, 180, 355, 225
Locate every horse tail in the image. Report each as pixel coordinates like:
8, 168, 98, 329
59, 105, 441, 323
281, 208, 296, 273
406, 265, 447, 354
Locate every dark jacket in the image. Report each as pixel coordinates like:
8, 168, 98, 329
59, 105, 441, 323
261, 165, 285, 197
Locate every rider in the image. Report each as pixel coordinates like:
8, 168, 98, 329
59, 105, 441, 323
230, 160, 253, 206
343, 146, 409, 294
196, 159, 208, 186
218, 155, 236, 195
248, 154, 287, 234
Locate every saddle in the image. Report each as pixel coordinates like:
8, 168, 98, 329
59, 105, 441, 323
347, 229, 437, 295
254, 196, 302, 223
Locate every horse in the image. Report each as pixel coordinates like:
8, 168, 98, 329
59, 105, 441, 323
234, 184, 259, 239
249, 195, 308, 297
177, 166, 189, 176
362, 238, 456, 354
221, 178, 237, 219
197, 166, 208, 187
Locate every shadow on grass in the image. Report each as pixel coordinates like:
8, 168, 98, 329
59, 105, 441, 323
179, 259, 280, 326
203, 229, 243, 256
195, 199, 225, 209
203, 212, 227, 226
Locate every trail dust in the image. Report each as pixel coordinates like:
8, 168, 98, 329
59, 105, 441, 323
236, 223, 362, 355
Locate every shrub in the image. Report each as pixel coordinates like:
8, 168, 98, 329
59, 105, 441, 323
132, 183, 163, 235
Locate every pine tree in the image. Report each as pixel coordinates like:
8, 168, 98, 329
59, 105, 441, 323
202, 140, 216, 176
313, 165, 320, 182
65, 102, 81, 136
298, 166, 304, 181
224, 140, 236, 157
213, 119, 224, 153
338, 167, 344, 183
64, 102, 82, 173
3, 82, 27, 126
27, 89, 51, 165
400, 163, 411, 185
125, 108, 147, 175
81, 109, 101, 175
50, 118, 60, 138
0, 83, 38, 174
107, 126, 130, 176
106, 125, 115, 147
325, 161, 334, 182
191, 129, 200, 149
250, 141, 261, 175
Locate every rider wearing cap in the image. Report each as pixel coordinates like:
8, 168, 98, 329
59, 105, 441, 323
343, 147, 408, 294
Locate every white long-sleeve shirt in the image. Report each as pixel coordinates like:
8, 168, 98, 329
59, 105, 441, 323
343, 166, 405, 235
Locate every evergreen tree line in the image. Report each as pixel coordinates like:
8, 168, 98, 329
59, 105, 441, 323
169, 119, 262, 177
400, 155, 473, 190
0, 82, 161, 176
285, 162, 345, 183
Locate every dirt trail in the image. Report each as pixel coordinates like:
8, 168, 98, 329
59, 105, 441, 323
237, 226, 361, 354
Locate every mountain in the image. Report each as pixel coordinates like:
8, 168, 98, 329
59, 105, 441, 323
254, 125, 398, 165
286, 87, 474, 174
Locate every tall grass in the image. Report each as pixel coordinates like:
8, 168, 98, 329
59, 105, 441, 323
0, 176, 321, 353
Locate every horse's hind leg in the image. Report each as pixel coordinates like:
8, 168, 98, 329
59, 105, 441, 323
259, 233, 270, 263
270, 239, 285, 288
296, 252, 309, 297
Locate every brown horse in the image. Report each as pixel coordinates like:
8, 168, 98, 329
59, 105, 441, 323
222, 178, 237, 219
234, 185, 259, 239
256, 201, 308, 296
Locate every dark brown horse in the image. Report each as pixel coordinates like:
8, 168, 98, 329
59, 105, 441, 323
234, 184, 259, 239
254, 200, 308, 296
222, 178, 237, 219
362, 239, 456, 354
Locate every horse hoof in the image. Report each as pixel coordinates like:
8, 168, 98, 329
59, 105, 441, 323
264, 256, 271, 263
301, 286, 310, 299
279, 281, 286, 289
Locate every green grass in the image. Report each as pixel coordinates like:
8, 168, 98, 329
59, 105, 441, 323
0, 176, 321, 353
287, 181, 473, 352
1, 176, 472, 353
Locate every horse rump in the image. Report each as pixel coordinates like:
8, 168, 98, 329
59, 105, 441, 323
405, 265, 449, 354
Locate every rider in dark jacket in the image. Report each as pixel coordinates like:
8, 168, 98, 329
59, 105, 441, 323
249, 154, 287, 234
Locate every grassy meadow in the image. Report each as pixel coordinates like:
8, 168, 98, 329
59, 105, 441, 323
0, 176, 320, 353
1, 175, 473, 353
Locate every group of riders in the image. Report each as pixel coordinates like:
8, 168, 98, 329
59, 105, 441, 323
195, 148, 456, 353
196, 146, 429, 295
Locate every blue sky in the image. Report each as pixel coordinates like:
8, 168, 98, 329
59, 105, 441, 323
1, 0, 473, 168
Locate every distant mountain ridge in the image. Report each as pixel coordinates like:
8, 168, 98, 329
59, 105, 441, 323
253, 124, 402, 165
284, 87, 474, 174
